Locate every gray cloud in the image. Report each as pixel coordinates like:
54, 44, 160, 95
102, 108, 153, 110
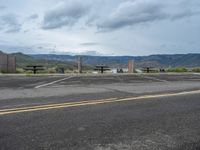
41, 0, 200, 31
97, 0, 200, 31
0, 43, 57, 54
78, 50, 103, 56
28, 14, 39, 20
1, 0, 200, 56
0, 5, 6, 10
80, 42, 100, 46
0, 14, 21, 33
42, 0, 91, 29
0, 45, 34, 54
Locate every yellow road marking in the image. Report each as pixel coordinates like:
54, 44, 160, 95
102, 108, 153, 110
0, 98, 117, 112
0, 90, 200, 116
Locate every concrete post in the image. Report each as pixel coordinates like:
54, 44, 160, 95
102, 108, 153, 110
0, 53, 8, 73
77, 56, 82, 74
0, 52, 16, 73
8, 55, 16, 73
128, 60, 135, 73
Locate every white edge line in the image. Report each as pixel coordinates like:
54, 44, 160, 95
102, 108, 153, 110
35, 76, 74, 89
141, 76, 168, 82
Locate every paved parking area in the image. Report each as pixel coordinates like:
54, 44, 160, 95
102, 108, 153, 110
0, 73, 200, 150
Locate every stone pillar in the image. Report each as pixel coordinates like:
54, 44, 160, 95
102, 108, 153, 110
8, 56, 16, 73
77, 56, 82, 73
128, 60, 135, 73
0, 53, 8, 73
0, 52, 16, 73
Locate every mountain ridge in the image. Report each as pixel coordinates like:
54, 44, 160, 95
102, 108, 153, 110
1, 51, 199, 68
31, 53, 200, 68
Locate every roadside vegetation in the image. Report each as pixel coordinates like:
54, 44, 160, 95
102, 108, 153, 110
167, 67, 188, 73
15, 67, 92, 74
192, 68, 200, 73
1, 53, 200, 74
166, 67, 200, 73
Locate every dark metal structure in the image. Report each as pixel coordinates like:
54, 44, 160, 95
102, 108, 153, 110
24, 65, 44, 74
94, 65, 110, 74
142, 67, 156, 73
56, 67, 65, 74
160, 68, 166, 73
117, 68, 124, 73
142, 67, 166, 73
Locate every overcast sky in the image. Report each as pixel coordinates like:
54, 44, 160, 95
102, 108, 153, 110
0, 0, 200, 56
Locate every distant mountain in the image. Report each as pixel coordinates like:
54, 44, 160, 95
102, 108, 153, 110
12, 52, 37, 67
11, 52, 89, 70
2, 51, 199, 69
31, 53, 200, 68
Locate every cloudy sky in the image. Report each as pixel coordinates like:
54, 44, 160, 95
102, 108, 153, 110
0, 0, 200, 56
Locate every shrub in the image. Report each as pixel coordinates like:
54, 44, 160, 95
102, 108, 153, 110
0, 70, 7, 74
167, 67, 188, 72
16, 68, 25, 73
192, 68, 200, 73
48, 68, 56, 74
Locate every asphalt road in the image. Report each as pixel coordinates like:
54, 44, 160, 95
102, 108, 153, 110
0, 73, 200, 150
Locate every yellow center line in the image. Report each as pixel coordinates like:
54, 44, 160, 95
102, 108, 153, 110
0, 90, 200, 116
0, 98, 117, 112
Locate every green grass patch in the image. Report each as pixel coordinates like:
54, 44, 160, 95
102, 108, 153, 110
167, 67, 188, 72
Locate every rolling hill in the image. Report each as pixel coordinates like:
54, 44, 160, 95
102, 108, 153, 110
11, 52, 89, 70
2, 51, 199, 69
31, 53, 200, 68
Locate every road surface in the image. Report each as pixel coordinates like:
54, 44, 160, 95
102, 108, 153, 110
0, 73, 200, 150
